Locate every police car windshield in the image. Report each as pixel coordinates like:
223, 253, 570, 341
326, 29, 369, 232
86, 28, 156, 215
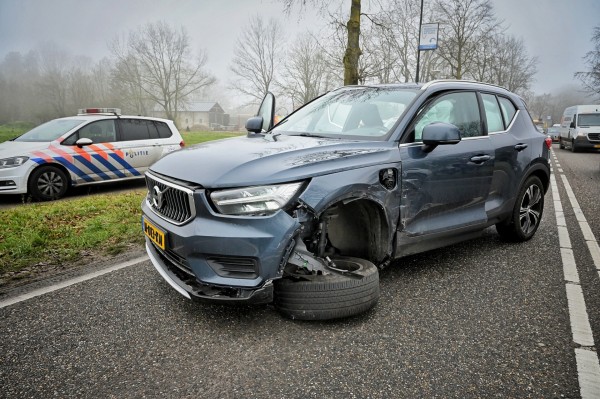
15, 119, 86, 142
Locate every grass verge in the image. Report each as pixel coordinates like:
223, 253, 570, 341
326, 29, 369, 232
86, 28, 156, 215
0, 189, 147, 284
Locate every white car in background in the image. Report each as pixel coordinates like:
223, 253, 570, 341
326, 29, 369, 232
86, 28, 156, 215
0, 108, 184, 200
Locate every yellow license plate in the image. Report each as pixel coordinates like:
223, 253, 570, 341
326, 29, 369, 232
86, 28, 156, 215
143, 218, 166, 250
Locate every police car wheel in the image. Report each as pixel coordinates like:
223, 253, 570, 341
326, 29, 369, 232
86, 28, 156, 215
28, 166, 69, 201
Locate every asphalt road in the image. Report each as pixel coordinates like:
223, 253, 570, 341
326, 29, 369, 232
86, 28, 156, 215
1, 145, 599, 398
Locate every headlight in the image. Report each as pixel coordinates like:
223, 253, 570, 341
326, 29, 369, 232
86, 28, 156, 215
0, 156, 29, 169
210, 182, 304, 216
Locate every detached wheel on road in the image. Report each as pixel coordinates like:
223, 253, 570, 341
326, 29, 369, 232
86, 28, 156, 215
274, 256, 379, 321
496, 175, 544, 242
28, 166, 69, 201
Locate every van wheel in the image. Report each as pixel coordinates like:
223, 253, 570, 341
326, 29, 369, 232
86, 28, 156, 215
496, 176, 544, 242
571, 140, 578, 152
274, 256, 379, 321
559, 139, 565, 149
28, 166, 69, 201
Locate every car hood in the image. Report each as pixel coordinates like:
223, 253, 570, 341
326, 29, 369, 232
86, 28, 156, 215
150, 134, 399, 188
0, 141, 50, 158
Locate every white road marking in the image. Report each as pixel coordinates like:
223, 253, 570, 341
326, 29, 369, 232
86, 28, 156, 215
0, 255, 148, 309
560, 174, 600, 276
551, 156, 600, 399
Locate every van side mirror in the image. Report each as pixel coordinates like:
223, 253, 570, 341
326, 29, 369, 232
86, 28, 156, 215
422, 122, 461, 152
570, 121, 575, 129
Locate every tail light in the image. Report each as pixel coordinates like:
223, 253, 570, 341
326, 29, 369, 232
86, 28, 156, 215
179, 140, 185, 148
544, 136, 552, 149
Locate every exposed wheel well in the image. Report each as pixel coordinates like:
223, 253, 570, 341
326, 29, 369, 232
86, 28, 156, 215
321, 198, 390, 265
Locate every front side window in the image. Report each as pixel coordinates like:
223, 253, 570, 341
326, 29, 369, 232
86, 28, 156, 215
62, 120, 117, 145
410, 91, 482, 142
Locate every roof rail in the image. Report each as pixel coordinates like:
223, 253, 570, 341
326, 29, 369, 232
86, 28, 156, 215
421, 79, 509, 91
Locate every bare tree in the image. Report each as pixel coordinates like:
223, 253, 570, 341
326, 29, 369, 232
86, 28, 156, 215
110, 21, 215, 121
36, 42, 71, 117
488, 35, 537, 94
282, 0, 364, 85
433, 0, 500, 79
575, 25, 600, 100
277, 33, 332, 109
229, 15, 283, 104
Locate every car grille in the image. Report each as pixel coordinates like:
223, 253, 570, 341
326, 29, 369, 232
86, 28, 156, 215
145, 172, 196, 225
588, 133, 600, 141
207, 256, 259, 279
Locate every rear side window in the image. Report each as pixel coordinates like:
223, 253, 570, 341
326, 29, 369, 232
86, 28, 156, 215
155, 121, 173, 138
481, 93, 504, 133
119, 119, 154, 141
498, 97, 516, 127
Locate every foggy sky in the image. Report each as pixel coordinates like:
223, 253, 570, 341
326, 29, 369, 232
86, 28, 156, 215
0, 0, 598, 95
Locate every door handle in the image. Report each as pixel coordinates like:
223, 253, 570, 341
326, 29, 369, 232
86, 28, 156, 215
514, 143, 528, 151
470, 155, 491, 164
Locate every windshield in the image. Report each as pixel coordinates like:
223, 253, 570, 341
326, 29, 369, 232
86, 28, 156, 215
272, 87, 419, 140
14, 119, 86, 142
578, 113, 600, 127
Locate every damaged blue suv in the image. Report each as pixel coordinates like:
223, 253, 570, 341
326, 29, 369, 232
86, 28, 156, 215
142, 80, 551, 320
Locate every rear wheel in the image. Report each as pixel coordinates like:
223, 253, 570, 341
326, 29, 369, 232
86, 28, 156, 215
28, 166, 69, 201
496, 176, 544, 242
274, 256, 379, 321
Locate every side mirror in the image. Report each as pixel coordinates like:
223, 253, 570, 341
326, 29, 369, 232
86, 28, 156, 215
256, 92, 276, 132
422, 122, 461, 152
245, 116, 264, 135
76, 138, 93, 148
570, 121, 576, 129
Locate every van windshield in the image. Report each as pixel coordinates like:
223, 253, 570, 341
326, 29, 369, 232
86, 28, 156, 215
578, 114, 600, 127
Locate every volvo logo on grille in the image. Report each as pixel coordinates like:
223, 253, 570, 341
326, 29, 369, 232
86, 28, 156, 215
151, 185, 169, 209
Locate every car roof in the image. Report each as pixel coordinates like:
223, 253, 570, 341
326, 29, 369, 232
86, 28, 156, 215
56, 114, 174, 123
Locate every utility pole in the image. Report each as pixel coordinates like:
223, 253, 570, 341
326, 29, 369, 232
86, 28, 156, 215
415, 0, 424, 83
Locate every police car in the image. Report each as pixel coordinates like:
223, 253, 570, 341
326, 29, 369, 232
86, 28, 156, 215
0, 108, 184, 200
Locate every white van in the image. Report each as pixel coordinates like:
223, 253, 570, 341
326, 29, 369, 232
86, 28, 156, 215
559, 105, 600, 152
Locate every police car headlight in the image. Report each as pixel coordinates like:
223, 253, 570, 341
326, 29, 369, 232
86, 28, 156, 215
0, 156, 29, 169
210, 182, 304, 216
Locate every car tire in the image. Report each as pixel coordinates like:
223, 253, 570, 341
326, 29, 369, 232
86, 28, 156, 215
559, 139, 565, 149
28, 166, 69, 201
570, 140, 578, 152
496, 175, 544, 242
274, 256, 380, 321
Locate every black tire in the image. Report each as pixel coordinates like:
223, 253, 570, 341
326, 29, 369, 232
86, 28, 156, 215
28, 166, 69, 201
274, 256, 379, 321
571, 140, 578, 153
496, 175, 544, 242
559, 139, 565, 149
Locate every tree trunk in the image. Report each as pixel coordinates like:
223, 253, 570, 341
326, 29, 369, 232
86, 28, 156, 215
343, 0, 361, 85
